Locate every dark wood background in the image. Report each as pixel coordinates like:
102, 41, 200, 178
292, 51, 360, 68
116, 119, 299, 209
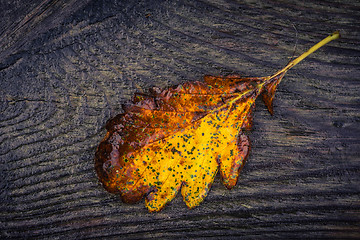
1, 0, 359, 239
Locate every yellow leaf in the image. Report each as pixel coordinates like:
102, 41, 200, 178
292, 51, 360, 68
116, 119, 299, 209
95, 31, 340, 212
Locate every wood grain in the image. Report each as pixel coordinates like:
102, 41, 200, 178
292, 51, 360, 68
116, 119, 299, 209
1, 0, 359, 239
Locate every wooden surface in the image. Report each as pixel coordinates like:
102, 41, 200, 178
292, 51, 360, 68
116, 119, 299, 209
1, 0, 359, 239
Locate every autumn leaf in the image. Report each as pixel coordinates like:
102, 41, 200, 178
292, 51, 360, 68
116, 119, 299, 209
95, 31, 340, 212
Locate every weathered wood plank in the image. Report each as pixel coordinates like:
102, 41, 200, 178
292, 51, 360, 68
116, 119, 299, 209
1, 0, 359, 239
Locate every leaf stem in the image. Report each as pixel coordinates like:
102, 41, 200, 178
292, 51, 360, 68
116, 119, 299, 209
268, 31, 340, 80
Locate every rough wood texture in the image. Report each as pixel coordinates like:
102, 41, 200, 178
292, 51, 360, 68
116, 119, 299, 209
1, 0, 359, 239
